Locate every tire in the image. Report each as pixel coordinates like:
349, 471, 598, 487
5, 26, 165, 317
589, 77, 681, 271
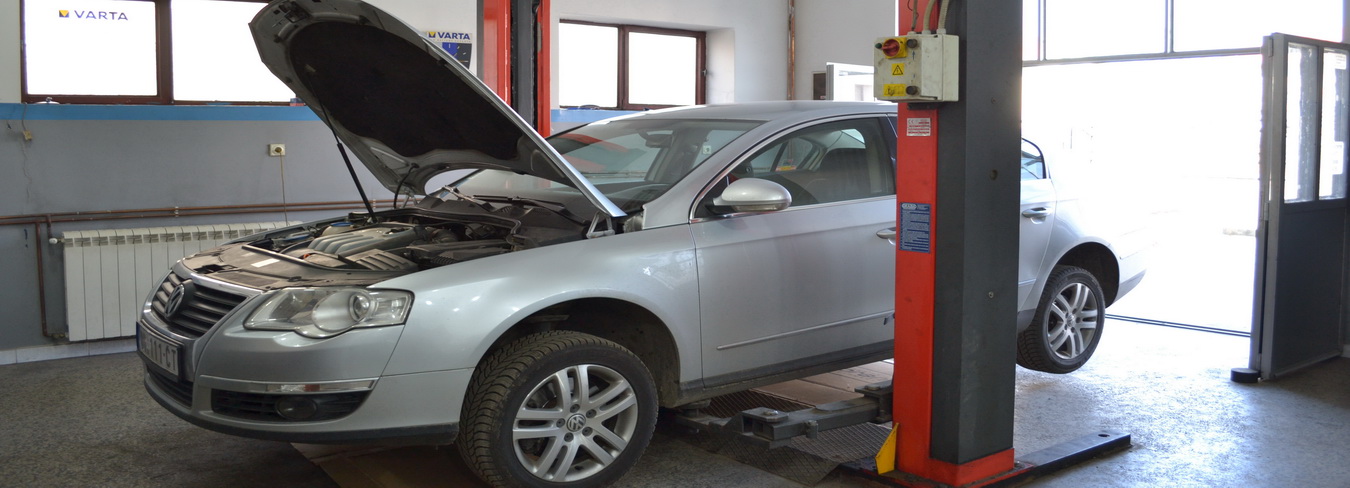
1017, 265, 1105, 374
457, 331, 658, 488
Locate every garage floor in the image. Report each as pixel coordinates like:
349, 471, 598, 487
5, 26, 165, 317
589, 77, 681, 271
1, 322, 1347, 487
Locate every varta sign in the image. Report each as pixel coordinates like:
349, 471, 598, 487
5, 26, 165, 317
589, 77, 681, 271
58, 9, 130, 20
426, 31, 471, 41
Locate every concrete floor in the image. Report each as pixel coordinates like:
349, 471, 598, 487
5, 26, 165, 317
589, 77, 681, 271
1, 322, 1347, 487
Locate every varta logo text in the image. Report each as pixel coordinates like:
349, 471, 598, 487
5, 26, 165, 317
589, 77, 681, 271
426, 32, 470, 40
59, 9, 130, 20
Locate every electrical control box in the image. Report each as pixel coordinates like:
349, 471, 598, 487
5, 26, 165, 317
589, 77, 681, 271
873, 34, 959, 102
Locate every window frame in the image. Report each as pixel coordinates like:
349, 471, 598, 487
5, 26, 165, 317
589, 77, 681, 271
19, 0, 284, 105
559, 20, 706, 110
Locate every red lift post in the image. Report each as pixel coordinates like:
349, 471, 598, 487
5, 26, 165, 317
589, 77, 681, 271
479, 0, 552, 136
886, 1, 1019, 485
883, 2, 1130, 486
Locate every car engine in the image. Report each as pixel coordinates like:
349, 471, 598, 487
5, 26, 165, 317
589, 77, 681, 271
243, 196, 586, 273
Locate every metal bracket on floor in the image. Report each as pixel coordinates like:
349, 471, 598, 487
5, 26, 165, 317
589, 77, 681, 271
675, 381, 893, 449
840, 430, 1131, 487
1008, 430, 1131, 482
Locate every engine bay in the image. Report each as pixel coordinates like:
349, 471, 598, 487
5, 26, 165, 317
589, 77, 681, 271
244, 196, 589, 273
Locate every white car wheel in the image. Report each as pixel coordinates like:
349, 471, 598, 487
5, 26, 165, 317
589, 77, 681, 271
1017, 265, 1105, 374
458, 331, 657, 487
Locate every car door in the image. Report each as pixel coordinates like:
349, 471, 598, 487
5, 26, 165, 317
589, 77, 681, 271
690, 116, 898, 382
1018, 140, 1057, 309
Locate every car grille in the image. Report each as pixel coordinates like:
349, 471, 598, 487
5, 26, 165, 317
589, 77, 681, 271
150, 272, 248, 338
147, 367, 194, 406
212, 390, 371, 422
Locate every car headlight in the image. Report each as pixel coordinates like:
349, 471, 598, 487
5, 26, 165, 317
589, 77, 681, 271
244, 288, 412, 338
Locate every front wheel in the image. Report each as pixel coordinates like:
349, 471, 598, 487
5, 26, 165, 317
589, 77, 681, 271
457, 331, 657, 488
1017, 265, 1105, 374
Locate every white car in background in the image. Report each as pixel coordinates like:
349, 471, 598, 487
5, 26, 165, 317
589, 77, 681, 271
135, 1, 1146, 487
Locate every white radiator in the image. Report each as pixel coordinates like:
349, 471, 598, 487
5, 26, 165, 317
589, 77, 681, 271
61, 222, 295, 341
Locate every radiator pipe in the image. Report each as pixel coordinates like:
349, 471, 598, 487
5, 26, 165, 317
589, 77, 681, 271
787, 0, 796, 100
0, 200, 396, 227
10, 204, 386, 226
33, 222, 52, 339
0, 200, 394, 225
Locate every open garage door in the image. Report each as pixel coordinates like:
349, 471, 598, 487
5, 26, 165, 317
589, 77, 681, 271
1251, 33, 1349, 379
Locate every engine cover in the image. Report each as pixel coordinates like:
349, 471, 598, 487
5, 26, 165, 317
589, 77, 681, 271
299, 223, 419, 257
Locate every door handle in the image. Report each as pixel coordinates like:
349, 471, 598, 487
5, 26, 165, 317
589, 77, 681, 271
876, 228, 897, 240
1021, 207, 1051, 219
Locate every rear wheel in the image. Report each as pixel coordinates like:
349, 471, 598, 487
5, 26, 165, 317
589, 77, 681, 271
458, 331, 657, 488
1017, 265, 1105, 374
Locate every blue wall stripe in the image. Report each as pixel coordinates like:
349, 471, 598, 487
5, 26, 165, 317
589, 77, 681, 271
551, 108, 638, 123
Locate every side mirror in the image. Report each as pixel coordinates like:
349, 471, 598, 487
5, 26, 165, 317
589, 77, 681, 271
708, 178, 793, 214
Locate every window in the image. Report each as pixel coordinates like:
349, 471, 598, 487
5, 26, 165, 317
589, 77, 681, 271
1021, 139, 1046, 180
23, 0, 160, 98
1025, 0, 1342, 62
1044, 0, 1166, 59
717, 118, 895, 209
21, 0, 292, 104
1174, 0, 1341, 52
559, 21, 705, 110
448, 118, 759, 212
171, 0, 292, 102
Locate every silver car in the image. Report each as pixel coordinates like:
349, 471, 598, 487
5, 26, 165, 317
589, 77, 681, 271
136, 1, 1146, 487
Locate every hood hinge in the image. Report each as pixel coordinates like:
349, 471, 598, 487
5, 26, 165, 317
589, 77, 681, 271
585, 213, 616, 239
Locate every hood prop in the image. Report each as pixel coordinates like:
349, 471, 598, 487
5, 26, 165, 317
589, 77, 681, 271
329, 130, 377, 221
314, 102, 377, 220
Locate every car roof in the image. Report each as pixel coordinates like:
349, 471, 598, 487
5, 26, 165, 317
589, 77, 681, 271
611, 101, 897, 122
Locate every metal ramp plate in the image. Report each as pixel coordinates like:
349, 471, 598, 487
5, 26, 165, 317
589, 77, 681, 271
665, 388, 892, 486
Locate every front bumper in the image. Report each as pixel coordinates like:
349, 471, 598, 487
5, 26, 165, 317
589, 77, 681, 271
143, 364, 471, 444
136, 266, 472, 444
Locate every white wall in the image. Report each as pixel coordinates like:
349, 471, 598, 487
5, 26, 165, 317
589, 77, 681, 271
1, 0, 20, 103
793, 0, 896, 101
552, 0, 789, 104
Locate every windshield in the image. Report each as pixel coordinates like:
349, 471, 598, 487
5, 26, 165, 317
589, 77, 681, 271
441, 118, 761, 212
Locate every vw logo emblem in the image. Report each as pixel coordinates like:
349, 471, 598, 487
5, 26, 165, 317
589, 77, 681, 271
565, 413, 587, 432
164, 281, 190, 318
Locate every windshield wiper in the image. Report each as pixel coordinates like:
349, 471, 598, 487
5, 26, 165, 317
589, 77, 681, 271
443, 187, 495, 212
474, 195, 585, 224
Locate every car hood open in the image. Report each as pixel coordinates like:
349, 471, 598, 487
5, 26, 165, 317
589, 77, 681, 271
250, 0, 624, 218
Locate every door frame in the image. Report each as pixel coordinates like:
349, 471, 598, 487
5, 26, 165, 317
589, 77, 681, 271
1251, 33, 1350, 379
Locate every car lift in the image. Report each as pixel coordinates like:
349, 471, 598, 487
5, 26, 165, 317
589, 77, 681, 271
489, 1, 1129, 486
677, 2, 1129, 487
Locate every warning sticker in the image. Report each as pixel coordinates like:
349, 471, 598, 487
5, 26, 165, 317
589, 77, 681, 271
891, 63, 905, 76
906, 118, 932, 137
899, 202, 931, 253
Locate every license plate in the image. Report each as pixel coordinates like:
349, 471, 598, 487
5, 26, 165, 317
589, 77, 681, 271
139, 328, 180, 376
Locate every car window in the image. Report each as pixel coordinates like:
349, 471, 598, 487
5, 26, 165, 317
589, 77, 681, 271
446, 118, 761, 212
1021, 139, 1046, 180
746, 138, 819, 173
745, 118, 895, 205
699, 117, 895, 216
